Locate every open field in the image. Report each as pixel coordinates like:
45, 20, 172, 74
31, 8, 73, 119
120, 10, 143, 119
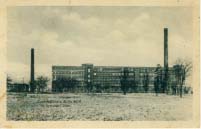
7, 93, 192, 121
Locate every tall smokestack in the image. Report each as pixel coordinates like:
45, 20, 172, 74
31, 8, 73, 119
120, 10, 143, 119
163, 28, 168, 93
164, 28, 168, 68
30, 48, 35, 92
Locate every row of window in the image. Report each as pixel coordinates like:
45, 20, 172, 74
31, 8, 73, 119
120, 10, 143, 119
93, 72, 158, 76
53, 67, 83, 70
93, 81, 156, 84
53, 71, 84, 74
94, 68, 156, 72
53, 75, 84, 79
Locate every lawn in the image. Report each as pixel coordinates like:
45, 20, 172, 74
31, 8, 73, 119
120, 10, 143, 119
7, 93, 192, 121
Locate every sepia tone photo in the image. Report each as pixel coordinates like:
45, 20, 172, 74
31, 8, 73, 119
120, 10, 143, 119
0, 0, 200, 128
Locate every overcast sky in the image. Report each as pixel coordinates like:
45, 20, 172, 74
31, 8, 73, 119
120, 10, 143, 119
7, 6, 193, 83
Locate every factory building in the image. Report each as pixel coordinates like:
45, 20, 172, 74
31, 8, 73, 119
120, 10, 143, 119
52, 64, 176, 92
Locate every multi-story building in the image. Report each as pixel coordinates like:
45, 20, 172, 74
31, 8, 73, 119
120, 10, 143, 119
52, 63, 176, 92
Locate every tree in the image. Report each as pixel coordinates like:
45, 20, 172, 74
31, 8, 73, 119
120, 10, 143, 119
171, 81, 177, 95
35, 76, 49, 93
143, 70, 149, 93
130, 71, 138, 93
7, 76, 12, 85
68, 78, 79, 92
52, 78, 63, 92
52, 77, 79, 92
94, 83, 102, 93
173, 58, 192, 98
120, 67, 129, 95
154, 77, 159, 96
7, 76, 12, 92
103, 82, 110, 93
154, 64, 162, 96
86, 81, 93, 93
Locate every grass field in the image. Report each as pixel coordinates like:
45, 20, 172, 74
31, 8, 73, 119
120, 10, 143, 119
7, 93, 192, 121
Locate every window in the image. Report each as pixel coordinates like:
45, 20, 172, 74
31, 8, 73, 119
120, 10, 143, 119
88, 75, 90, 78
94, 73, 96, 76
88, 79, 90, 82
88, 69, 91, 72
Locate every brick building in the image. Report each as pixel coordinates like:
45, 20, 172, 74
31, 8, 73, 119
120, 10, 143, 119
52, 64, 176, 92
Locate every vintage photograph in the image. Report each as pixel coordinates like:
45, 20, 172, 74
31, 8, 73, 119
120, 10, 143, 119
6, 6, 195, 122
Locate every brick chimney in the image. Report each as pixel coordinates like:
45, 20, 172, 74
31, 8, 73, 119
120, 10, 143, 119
163, 28, 168, 93
30, 48, 35, 92
164, 28, 168, 69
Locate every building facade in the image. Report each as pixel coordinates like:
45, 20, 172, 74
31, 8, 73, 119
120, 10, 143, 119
52, 64, 176, 92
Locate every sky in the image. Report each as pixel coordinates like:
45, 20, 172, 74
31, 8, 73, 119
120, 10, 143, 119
7, 6, 193, 83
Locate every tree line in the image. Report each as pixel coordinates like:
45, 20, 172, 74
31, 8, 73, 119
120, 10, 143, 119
52, 78, 79, 92
7, 76, 49, 93
119, 58, 192, 97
